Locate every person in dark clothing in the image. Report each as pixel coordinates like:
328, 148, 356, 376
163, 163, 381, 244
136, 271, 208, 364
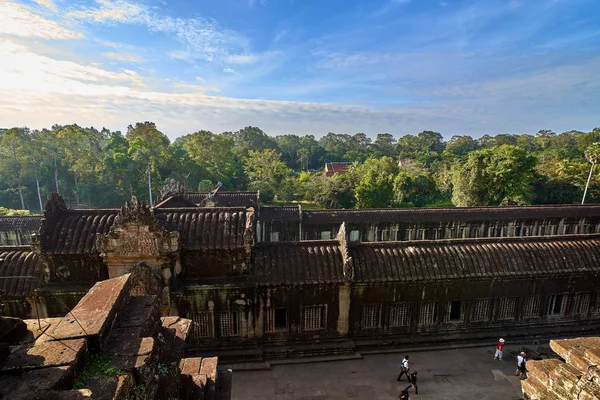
409, 371, 418, 395
398, 385, 412, 399
397, 355, 410, 381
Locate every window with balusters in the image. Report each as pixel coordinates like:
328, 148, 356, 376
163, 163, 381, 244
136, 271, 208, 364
389, 302, 411, 327
303, 305, 326, 331
570, 292, 591, 315
497, 297, 517, 321
419, 302, 437, 326
362, 304, 381, 328
471, 298, 491, 322
219, 311, 239, 337
522, 295, 542, 319
192, 311, 214, 338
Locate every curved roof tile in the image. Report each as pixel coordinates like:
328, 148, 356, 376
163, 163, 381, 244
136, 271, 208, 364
0, 216, 43, 231
304, 205, 600, 224
350, 235, 600, 282
252, 241, 345, 285
0, 249, 44, 295
154, 208, 248, 249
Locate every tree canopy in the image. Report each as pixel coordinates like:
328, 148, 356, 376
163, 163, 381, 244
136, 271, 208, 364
1, 123, 599, 212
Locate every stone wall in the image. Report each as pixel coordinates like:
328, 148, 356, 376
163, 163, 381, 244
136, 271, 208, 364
522, 337, 600, 399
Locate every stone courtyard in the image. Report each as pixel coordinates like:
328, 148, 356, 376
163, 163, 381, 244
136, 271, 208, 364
231, 345, 527, 400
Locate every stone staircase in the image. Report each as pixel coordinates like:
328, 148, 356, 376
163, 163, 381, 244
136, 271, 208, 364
0, 272, 232, 399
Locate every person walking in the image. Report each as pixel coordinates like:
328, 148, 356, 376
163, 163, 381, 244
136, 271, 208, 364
519, 353, 528, 380
409, 370, 418, 395
397, 355, 410, 381
494, 338, 505, 360
516, 352, 526, 379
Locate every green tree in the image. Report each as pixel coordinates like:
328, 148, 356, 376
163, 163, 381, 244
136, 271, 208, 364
313, 174, 356, 209
451, 145, 537, 206
394, 171, 441, 207
0, 128, 31, 209
353, 157, 399, 208
582, 143, 600, 204
182, 130, 242, 188
232, 126, 277, 158
243, 149, 293, 201
127, 122, 171, 206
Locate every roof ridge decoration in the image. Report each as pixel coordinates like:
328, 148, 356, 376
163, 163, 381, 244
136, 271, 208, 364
96, 196, 179, 284
336, 222, 353, 279
157, 178, 187, 203
32, 193, 68, 254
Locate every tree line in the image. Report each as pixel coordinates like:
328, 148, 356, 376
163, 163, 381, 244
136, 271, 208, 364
0, 123, 599, 212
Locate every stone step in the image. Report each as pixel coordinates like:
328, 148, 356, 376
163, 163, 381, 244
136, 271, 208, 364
48, 274, 131, 351
194, 346, 264, 364
263, 339, 356, 359
159, 316, 192, 364
179, 357, 219, 400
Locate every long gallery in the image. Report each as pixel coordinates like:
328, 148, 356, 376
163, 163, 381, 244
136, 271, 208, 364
2, 189, 600, 360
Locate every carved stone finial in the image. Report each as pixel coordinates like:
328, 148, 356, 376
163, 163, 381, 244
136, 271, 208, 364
336, 222, 353, 279
44, 193, 67, 216
158, 178, 186, 203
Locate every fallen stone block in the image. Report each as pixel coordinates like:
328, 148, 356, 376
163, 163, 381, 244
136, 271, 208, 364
113, 296, 161, 337
1, 338, 86, 373
50, 274, 131, 351
159, 317, 191, 364
86, 374, 134, 400
104, 329, 155, 357
111, 352, 158, 386
10, 365, 74, 395
526, 359, 562, 386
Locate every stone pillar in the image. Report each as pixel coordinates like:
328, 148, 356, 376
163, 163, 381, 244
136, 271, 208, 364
337, 282, 351, 336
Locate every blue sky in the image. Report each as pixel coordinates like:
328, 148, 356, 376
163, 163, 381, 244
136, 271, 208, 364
0, 0, 599, 140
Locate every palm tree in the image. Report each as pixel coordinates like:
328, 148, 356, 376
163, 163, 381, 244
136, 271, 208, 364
582, 143, 600, 204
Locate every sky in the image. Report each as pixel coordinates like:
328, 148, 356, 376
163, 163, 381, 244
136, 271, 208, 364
0, 0, 599, 141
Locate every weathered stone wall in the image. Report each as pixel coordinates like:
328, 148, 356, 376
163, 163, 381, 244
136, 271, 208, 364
180, 249, 249, 279
177, 283, 346, 349
349, 276, 600, 339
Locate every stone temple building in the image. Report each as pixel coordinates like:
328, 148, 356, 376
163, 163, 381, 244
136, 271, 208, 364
2, 191, 600, 361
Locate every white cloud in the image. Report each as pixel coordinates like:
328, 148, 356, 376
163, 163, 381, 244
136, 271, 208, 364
103, 52, 144, 64
68, 0, 255, 65
223, 67, 238, 74
0, 37, 598, 140
31, 0, 58, 12
249, 0, 268, 7
67, 0, 144, 23
226, 54, 258, 65
0, 2, 83, 40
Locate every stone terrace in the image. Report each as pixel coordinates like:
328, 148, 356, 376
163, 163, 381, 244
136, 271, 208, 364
0, 272, 232, 399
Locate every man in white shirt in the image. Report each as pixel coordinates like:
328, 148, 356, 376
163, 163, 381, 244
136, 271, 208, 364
397, 355, 410, 381
516, 352, 525, 379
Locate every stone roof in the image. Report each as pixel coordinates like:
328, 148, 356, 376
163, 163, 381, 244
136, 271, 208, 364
185, 190, 259, 207
0, 216, 43, 231
252, 241, 345, 285
349, 234, 600, 282
0, 248, 43, 296
303, 205, 600, 224
38, 209, 118, 254
154, 208, 250, 250
257, 206, 300, 221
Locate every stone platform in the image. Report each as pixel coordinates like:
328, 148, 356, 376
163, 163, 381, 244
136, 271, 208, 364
232, 345, 527, 400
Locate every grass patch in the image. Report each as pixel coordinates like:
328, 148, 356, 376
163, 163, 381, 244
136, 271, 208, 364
73, 354, 124, 389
